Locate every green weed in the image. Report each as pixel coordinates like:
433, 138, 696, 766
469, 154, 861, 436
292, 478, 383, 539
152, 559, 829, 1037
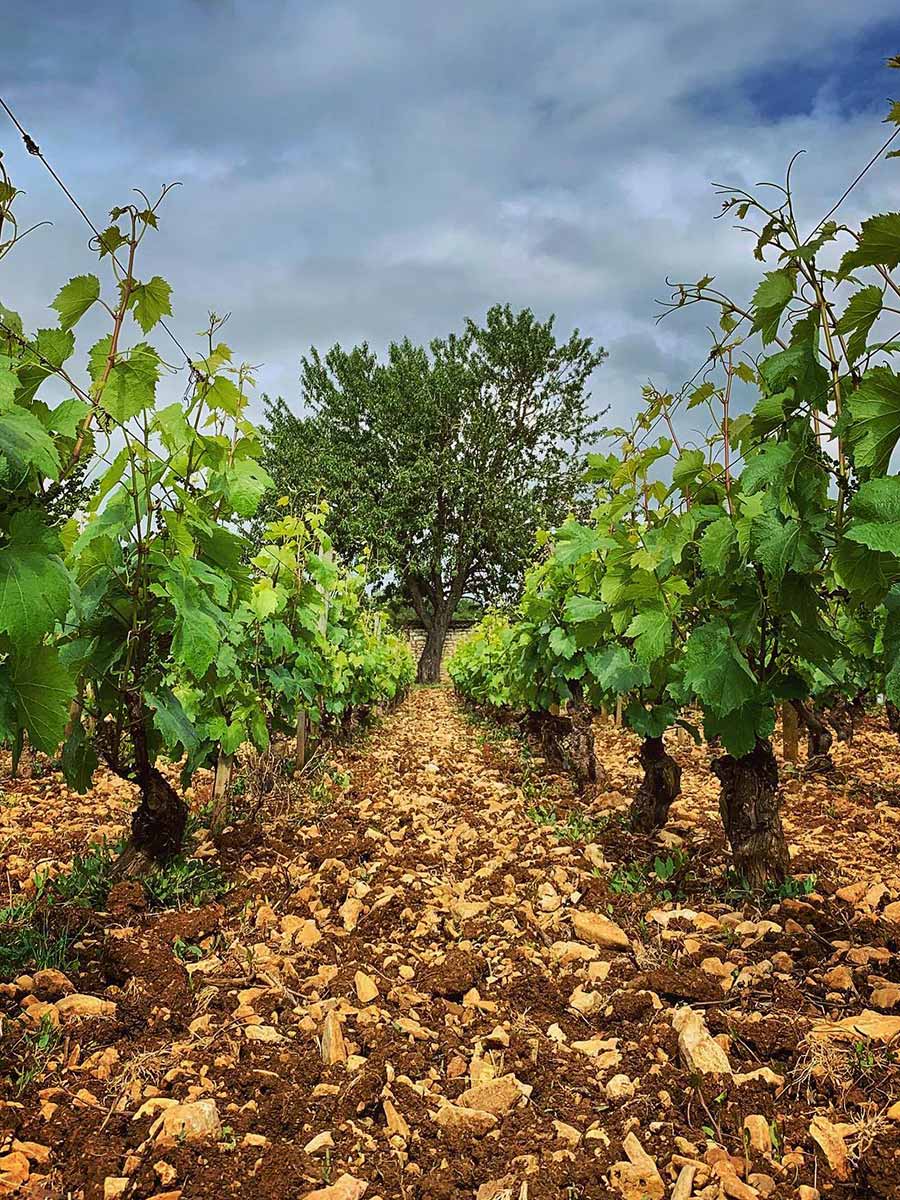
526, 804, 609, 843
5, 1014, 63, 1095
610, 849, 691, 901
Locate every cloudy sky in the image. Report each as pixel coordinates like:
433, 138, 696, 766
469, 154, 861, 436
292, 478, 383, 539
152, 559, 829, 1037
3, 1, 900, 428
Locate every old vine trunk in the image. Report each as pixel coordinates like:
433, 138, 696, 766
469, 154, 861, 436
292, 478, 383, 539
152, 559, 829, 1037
792, 699, 834, 773
109, 698, 189, 880
627, 736, 682, 835
711, 738, 789, 890
530, 705, 597, 793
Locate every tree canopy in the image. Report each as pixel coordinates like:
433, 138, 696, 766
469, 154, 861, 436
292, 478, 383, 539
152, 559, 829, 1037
261, 304, 606, 679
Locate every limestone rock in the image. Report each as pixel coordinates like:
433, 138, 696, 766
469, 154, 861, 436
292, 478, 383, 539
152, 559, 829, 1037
354, 971, 379, 1004
304, 1132, 335, 1154
457, 1074, 525, 1116
571, 910, 630, 950
822, 965, 853, 991
672, 1005, 731, 1074
244, 1024, 282, 1043
31, 968, 75, 998
301, 1175, 368, 1200
321, 1010, 347, 1064
0, 1152, 30, 1191
56, 993, 116, 1020
433, 1103, 497, 1135
609, 1133, 664, 1200
671, 1164, 695, 1200
151, 1099, 222, 1148
605, 1074, 635, 1101
811, 1009, 900, 1044
809, 1114, 850, 1181
743, 1114, 772, 1154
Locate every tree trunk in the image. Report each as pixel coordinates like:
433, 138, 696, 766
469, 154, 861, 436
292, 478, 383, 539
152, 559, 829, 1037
417, 617, 449, 684
792, 699, 834, 773
886, 701, 900, 741
627, 736, 682, 835
712, 738, 789, 889
781, 701, 799, 764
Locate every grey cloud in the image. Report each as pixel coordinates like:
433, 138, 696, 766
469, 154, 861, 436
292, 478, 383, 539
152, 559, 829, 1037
2, 0, 899, 430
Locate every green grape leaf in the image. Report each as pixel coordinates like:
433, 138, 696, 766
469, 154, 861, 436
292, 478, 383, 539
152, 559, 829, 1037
34, 327, 75, 369
839, 213, 900, 276
548, 626, 577, 659
703, 702, 775, 758
584, 645, 649, 693
0, 360, 17, 407
0, 530, 71, 645
554, 521, 609, 565
206, 375, 242, 416
671, 448, 706, 493
754, 516, 820, 582
564, 594, 605, 623
99, 343, 161, 423
681, 619, 757, 715
51, 274, 100, 331
844, 366, 900, 476
739, 441, 795, 494
832, 537, 899, 604
844, 477, 900, 555
221, 458, 274, 517
624, 700, 676, 739
750, 389, 792, 437
625, 609, 672, 663
250, 578, 281, 620
0, 404, 61, 479
11, 644, 75, 754
752, 269, 794, 345
837, 285, 883, 364
147, 689, 199, 755
699, 516, 736, 573
172, 605, 220, 678
60, 721, 99, 794
87, 335, 113, 384
129, 276, 172, 334
758, 337, 829, 409
48, 397, 91, 438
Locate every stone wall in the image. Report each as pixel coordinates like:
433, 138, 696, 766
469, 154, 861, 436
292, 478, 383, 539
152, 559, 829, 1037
401, 623, 475, 679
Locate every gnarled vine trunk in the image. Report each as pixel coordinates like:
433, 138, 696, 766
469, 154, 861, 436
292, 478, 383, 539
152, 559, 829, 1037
530, 703, 598, 793
627, 736, 682, 835
792, 699, 834, 773
712, 738, 789, 890
105, 695, 188, 881
827, 695, 865, 745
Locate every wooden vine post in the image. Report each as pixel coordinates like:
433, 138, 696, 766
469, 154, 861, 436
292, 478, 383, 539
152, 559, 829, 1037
210, 751, 234, 831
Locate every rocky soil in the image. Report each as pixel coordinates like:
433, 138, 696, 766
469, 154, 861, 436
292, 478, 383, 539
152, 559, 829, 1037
1, 687, 899, 1199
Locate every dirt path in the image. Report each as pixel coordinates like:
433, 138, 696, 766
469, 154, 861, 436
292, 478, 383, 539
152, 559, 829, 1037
2, 686, 900, 1199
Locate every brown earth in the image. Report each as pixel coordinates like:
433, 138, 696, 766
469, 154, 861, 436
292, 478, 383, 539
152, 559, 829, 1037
1, 687, 899, 1199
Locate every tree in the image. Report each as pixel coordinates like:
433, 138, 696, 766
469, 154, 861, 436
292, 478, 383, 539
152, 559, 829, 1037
261, 304, 606, 681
